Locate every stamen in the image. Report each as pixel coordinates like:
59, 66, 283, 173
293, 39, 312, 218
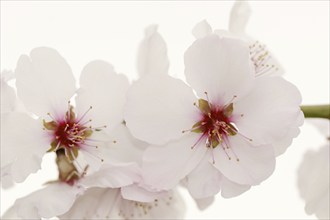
191, 134, 205, 149
76, 106, 93, 124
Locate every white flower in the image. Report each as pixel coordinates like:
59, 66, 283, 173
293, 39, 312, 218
298, 119, 329, 219
2, 162, 140, 219
193, 2, 284, 77
1, 47, 129, 183
124, 34, 302, 199
298, 144, 329, 219
137, 25, 169, 78
60, 186, 185, 219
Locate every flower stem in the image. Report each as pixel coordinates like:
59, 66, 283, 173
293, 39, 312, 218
301, 105, 330, 119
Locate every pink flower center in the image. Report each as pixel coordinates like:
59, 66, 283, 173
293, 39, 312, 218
43, 102, 105, 162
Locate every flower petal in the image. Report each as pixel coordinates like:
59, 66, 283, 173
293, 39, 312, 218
14, 183, 83, 219
1, 112, 50, 182
192, 20, 213, 39
229, 1, 251, 35
15, 47, 76, 118
1, 79, 16, 114
76, 60, 129, 132
60, 188, 122, 219
184, 35, 254, 103
186, 150, 221, 199
220, 176, 251, 198
194, 196, 215, 211
125, 74, 199, 145
298, 145, 329, 219
233, 76, 303, 151
137, 25, 169, 77
80, 163, 141, 188
121, 184, 168, 203
212, 135, 275, 185
1, 164, 14, 189
142, 133, 207, 190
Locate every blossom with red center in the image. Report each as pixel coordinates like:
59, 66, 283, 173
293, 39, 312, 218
124, 34, 303, 199
1, 47, 129, 183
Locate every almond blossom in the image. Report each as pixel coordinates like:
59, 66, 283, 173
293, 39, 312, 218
1, 47, 129, 183
124, 34, 302, 199
298, 119, 329, 219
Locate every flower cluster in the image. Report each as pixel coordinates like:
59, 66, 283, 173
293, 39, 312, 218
1, 2, 305, 220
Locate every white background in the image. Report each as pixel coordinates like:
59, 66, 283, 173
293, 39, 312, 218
1, 1, 329, 219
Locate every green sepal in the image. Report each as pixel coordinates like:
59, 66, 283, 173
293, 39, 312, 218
66, 105, 76, 122
211, 137, 219, 148
43, 120, 57, 130
223, 103, 234, 117
198, 99, 211, 114
83, 129, 93, 137
191, 121, 204, 133
226, 123, 238, 136
47, 140, 59, 152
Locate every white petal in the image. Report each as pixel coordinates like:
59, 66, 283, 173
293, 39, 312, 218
15, 47, 76, 118
14, 183, 83, 219
1, 164, 15, 189
142, 133, 207, 190
2, 206, 20, 219
184, 35, 254, 103
229, 1, 252, 35
220, 176, 251, 198
212, 135, 275, 185
194, 196, 215, 211
192, 20, 213, 39
121, 184, 168, 203
137, 25, 169, 77
1, 80, 16, 114
186, 150, 221, 199
298, 145, 329, 219
234, 76, 303, 150
1, 112, 50, 182
76, 60, 129, 132
274, 111, 304, 156
60, 188, 122, 219
105, 123, 146, 165
125, 74, 199, 145
81, 163, 141, 188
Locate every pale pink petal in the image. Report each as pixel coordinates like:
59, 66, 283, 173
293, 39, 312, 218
1, 79, 16, 114
105, 123, 145, 165
121, 184, 168, 203
1, 112, 50, 183
212, 135, 275, 185
186, 150, 221, 199
76, 60, 129, 132
1, 164, 14, 189
142, 133, 207, 190
14, 183, 83, 219
274, 111, 304, 156
233, 76, 302, 151
192, 20, 213, 39
15, 47, 76, 118
194, 196, 215, 211
81, 163, 141, 188
125, 74, 199, 145
184, 35, 254, 104
220, 176, 251, 198
298, 145, 329, 219
229, 1, 251, 35
137, 25, 169, 77
60, 187, 122, 219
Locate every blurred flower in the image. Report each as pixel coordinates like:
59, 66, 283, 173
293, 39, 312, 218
193, 1, 284, 77
298, 119, 329, 219
60, 187, 185, 219
137, 25, 169, 78
125, 34, 302, 199
2, 162, 140, 219
1, 47, 129, 183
